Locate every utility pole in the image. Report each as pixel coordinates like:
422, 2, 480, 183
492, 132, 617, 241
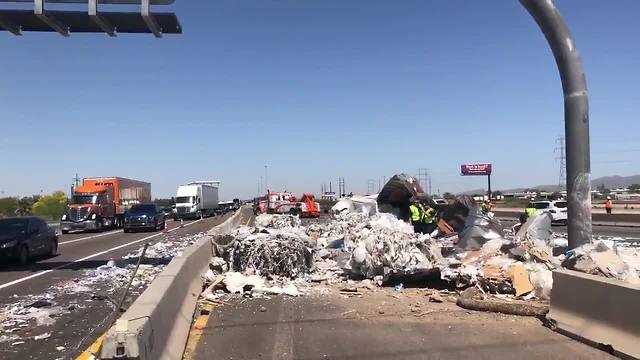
338, 177, 346, 197
521, 0, 592, 249
429, 175, 432, 195
555, 136, 567, 191
264, 165, 268, 193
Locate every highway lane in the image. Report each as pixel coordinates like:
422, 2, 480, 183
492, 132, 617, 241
0, 215, 230, 296
0, 213, 235, 360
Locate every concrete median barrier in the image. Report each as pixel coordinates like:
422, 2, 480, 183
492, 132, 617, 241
100, 208, 248, 360
548, 270, 640, 359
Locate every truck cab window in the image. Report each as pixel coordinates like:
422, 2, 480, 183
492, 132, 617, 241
72, 195, 97, 204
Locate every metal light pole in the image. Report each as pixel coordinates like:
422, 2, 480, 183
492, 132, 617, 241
520, 0, 591, 249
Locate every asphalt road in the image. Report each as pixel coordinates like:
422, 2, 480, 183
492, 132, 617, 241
192, 289, 616, 360
0, 213, 233, 360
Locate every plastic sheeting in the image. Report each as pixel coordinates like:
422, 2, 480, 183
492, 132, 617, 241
515, 212, 553, 245
458, 213, 505, 250
330, 195, 378, 216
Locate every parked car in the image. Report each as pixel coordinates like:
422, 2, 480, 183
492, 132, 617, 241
529, 200, 568, 225
0, 217, 58, 265
123, 204, 166, 233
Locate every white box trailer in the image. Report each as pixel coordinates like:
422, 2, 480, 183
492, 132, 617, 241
174, 181, 220, 219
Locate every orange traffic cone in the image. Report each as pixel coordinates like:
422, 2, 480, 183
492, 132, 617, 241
163, 221, 168, 234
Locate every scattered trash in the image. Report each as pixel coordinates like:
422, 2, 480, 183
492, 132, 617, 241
56, 346, 66, 351
34, 332, 51, 340
0, 334, 20, 344
0, 231, 207, 332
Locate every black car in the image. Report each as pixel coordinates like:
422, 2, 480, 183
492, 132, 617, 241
0, 217, 58, 265
124, 204, 166, 233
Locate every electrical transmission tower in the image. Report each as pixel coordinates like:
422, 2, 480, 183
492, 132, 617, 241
417, 168, 429, 193
338, 177, 346, 197
367, 179, 376, 195
555, 136, 566, 190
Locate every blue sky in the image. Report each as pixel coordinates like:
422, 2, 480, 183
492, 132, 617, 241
1, 0, 639, 199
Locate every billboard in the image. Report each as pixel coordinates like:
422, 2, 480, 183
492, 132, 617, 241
461, 163, 492, 176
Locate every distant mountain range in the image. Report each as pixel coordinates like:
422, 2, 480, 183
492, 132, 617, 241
590, 175, 640, 189
460, 174, 640, 194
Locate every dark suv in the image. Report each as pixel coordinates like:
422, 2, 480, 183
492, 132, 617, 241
0, 217, 58, 265
124, 204, 166, 233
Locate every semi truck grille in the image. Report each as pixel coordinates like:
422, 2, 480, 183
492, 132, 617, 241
177, 207, 189, 215
69, 207, 89, 221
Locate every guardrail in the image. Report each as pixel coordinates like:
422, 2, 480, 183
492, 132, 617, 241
548, 270, 640, 359
100, 208, 247, 360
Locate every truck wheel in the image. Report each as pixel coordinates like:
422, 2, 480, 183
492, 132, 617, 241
49, 238, 58, 257
18, 245, 29, 266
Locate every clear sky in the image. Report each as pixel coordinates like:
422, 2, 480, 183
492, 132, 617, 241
1, 0, 639, 200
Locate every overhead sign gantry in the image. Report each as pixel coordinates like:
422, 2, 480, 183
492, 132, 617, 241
0, 0, 180, 37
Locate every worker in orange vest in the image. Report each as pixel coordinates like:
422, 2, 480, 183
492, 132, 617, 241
605, 196, 613, 215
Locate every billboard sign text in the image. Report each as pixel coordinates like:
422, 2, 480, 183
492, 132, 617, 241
461, 163, 492, 176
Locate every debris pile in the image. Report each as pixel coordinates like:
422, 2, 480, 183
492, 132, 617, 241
563, 240, 640, 284
201, 211, 640, 317
227, 230, 313, 278
340, 213, 443, 279
255, 214, 301, 229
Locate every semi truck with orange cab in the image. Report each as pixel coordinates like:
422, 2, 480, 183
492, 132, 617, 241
60, 177, 151, 233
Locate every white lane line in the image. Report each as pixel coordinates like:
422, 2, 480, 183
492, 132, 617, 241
58, 220, 194, 246
59, 230, 123, 245
245, 215, 251, 226
0, 218, 205, 290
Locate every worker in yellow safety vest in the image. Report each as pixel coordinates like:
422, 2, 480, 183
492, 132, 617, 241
525, 202, 537, 218
481, 200, 492, 215
422, 206, 438, 234
409, 200, 425, 233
